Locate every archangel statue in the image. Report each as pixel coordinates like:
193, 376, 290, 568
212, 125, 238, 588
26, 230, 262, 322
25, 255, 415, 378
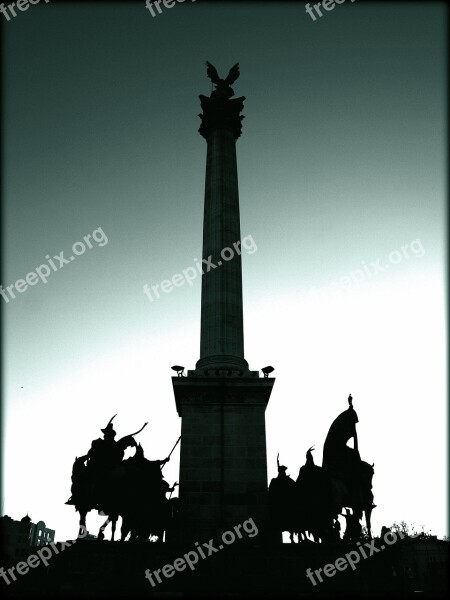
199, 61, 245, 140
205, 61, 240, 100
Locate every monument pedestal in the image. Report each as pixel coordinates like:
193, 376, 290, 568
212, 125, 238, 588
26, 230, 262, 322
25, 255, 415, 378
171, 375, 275, 544
7, 538, 445, 598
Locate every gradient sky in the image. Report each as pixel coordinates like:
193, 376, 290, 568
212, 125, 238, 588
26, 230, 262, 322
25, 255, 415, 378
2, 1, 447, 542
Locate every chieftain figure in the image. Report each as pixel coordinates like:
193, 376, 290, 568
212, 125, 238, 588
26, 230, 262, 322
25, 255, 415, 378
322, 395, 375, 539
268, 395, 376, 542
88, 414, 137, 466
86, 415, 145, 497
66, 416, 179, 541
118, 443, 178, 542
66, 415, 146, 509
298, 445, 320, 481
296, 446, 335, 542
322, 395, 361, 485
268, 455, 297, 541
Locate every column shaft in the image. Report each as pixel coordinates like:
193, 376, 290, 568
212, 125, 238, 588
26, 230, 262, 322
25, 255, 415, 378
196, 129, 247, 372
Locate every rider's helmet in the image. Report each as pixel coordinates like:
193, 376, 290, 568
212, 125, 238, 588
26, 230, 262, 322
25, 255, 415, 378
101, 415, 117, 438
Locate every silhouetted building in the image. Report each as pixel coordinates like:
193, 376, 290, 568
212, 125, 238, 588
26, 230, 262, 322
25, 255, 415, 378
0, 514, 55, 564
395, 537, 449, 594
31, 519, 55, 547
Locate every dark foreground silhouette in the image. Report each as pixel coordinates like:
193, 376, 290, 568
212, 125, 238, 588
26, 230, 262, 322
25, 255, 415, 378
66, 416, 179, 541
269, 395, 375, 543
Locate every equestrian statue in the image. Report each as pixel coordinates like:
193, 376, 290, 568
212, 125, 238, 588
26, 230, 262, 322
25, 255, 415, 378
66, 415, 179, 541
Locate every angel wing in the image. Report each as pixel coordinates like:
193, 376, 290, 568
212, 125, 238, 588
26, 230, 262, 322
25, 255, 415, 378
206, 61, 221, 84
224, 63, 240, 85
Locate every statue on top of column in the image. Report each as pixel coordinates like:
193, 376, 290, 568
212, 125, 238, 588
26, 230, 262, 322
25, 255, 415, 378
205, 62, 240, 100
199, 61, 246, 140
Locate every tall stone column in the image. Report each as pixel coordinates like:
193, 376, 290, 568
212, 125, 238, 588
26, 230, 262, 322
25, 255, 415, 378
170, 66, 275, 545
196, 91, 248, 375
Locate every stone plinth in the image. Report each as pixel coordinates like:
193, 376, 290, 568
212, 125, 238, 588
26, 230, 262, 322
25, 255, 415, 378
6, 537, 448, 598
171, 375, 275, 544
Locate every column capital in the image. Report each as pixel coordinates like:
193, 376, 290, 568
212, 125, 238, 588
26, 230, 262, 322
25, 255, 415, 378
198, 95, 246, 140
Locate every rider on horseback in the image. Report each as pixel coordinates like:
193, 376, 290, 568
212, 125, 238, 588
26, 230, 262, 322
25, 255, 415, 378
66, 417, 179, 541
66, 415, 146, 507
87, 415, 136, 471
268, 455, 297, 537
322, 395, 362, 486
322, 395, 376, 539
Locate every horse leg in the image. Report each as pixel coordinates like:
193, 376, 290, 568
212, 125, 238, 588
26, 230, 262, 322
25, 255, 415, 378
365, 507, 373, 540
78, 509, 88, 538
79, 510, 86, 528
111, 515, 118, 541
120, 518, 129, 542
98, 515, 111, 541
353, 509, 363, 540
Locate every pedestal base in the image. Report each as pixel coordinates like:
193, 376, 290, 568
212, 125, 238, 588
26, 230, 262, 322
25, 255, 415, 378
171, 375, 275, 544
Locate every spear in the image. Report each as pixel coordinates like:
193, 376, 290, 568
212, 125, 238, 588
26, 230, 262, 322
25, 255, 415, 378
169, 482, 179, 500
161, 435, 181, 468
